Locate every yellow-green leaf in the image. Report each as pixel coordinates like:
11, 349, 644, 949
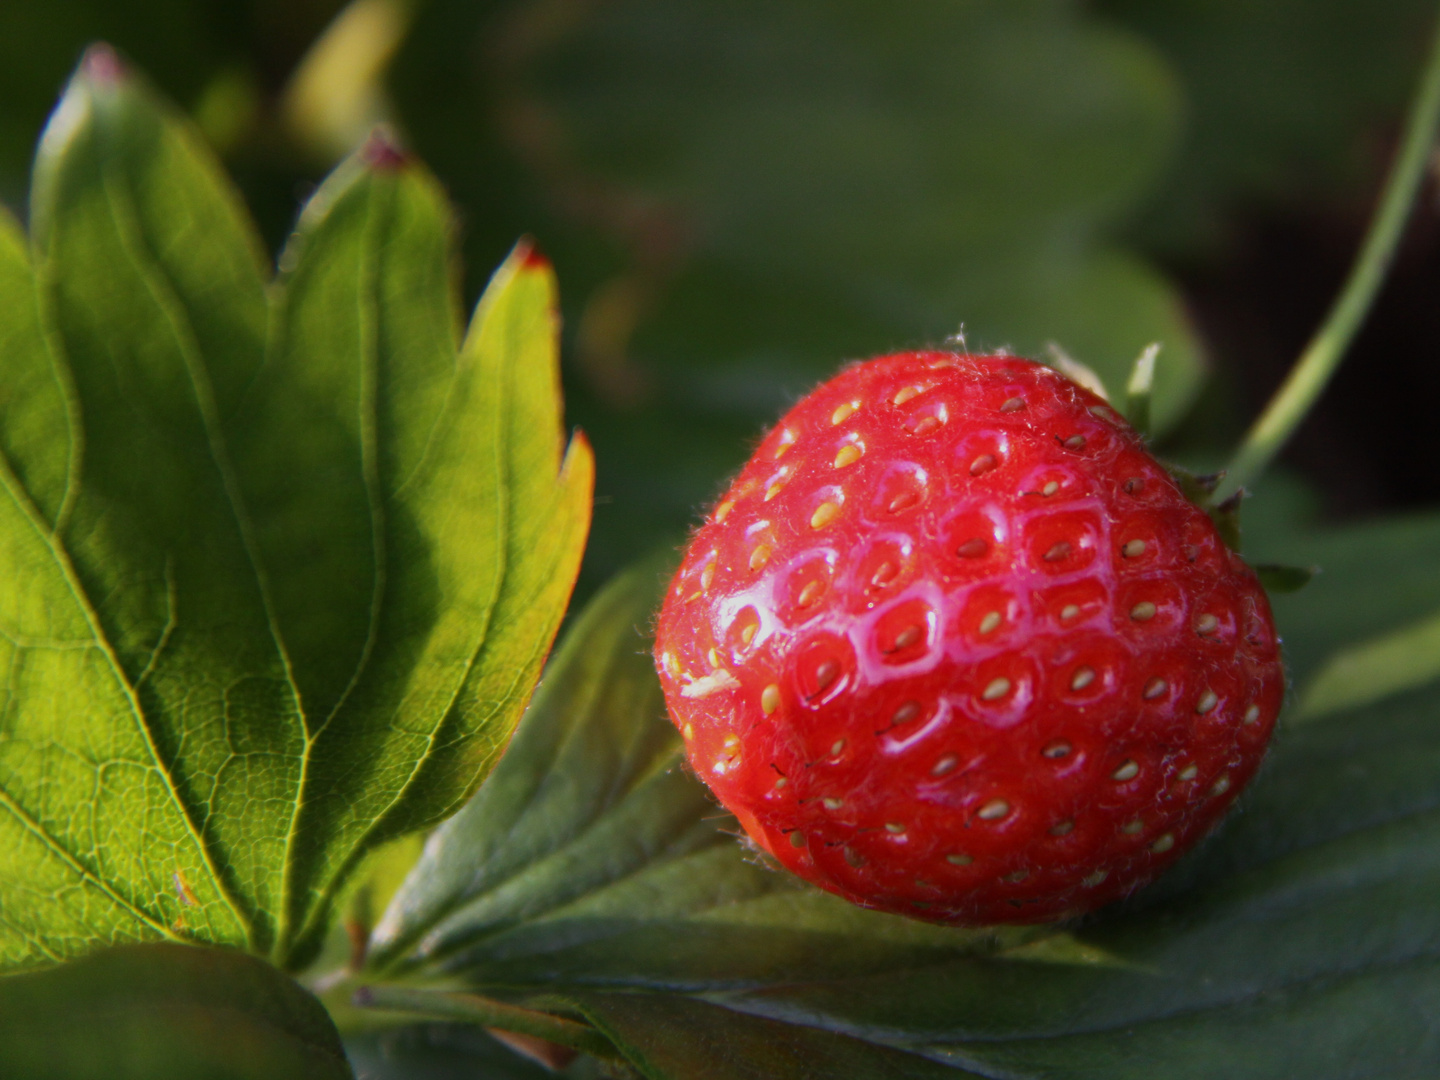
0, 52, 591, 974
1297, 605, 1440, 721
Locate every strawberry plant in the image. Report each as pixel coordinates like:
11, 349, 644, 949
3, 5, 1440, 1078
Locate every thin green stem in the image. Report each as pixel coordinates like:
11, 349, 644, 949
1219, 9, 1440, 500
354, 985, 616, 1057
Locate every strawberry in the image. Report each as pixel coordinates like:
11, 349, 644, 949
654, 351, 1283, 925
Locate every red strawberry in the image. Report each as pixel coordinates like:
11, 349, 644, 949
654, 351, 1283, 925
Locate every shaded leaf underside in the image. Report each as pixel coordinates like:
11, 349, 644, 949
0, 942, 351, 1080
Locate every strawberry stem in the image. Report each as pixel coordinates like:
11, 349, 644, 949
1220, 9, 1440, 499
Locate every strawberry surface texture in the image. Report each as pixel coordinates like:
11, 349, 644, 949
654, 351, 1284, 925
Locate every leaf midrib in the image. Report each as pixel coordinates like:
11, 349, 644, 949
90, 140, 303, 949
281, 182, 535, 966
273, 168, 394, 963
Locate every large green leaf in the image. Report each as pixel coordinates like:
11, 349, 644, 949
354, 495, 1440, 1076
0, 943, 351, 1079
0, 53, 591, 973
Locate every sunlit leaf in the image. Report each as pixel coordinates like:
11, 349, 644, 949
0, 53, 590, 973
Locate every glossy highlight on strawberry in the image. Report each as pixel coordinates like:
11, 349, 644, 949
654, 351, 1283, 925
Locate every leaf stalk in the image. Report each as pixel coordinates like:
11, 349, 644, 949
353, 985, 616, 1057
1219, 7, 1440, 499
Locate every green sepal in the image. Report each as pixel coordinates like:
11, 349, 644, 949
1045, 340, 1112, 402
1163, 463, 1249, 553
1123, 342, 1161, 438
1255, 563, 1318, 594
1209, 490, 1245, 552
1165, 463, 1226, 505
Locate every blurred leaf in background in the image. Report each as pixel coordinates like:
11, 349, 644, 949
0, 944, 350, 1079
1100, 0, 1440, 256
0, 0, 351, 249
390, 0, 1208, 595
1100, 0, 1440, 521
2, 0, 1433, 592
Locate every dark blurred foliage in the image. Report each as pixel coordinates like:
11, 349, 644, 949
0, 0, 1435, 596
0, 0, 350, 236
1098, 0, 1440, 518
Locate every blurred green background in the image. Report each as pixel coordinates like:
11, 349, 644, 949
2, 0, 1436, 597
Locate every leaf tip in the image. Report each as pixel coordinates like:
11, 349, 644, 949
360, 126, 409, 172
516, 236, 552, 272
564, 428, 597, 494
79, 43, 128, 89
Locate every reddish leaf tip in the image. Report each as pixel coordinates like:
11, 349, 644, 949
81, 43, 127, 87
517, 237, 551, 271
361, 128, 408, 172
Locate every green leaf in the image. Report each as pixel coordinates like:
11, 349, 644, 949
571, 992, 968, 1080
1297, 604, 1440, 720
1123, 341, 1160, 436
1, 52, 257, 968
1254, 563, 1317, 595
0, 55, 591, 973
242, 148, 595, 966
0, 943, 350, 1079
354, 985, 616, 1059
1249, 510, 1440, 686
344, 1022, 581, 1080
